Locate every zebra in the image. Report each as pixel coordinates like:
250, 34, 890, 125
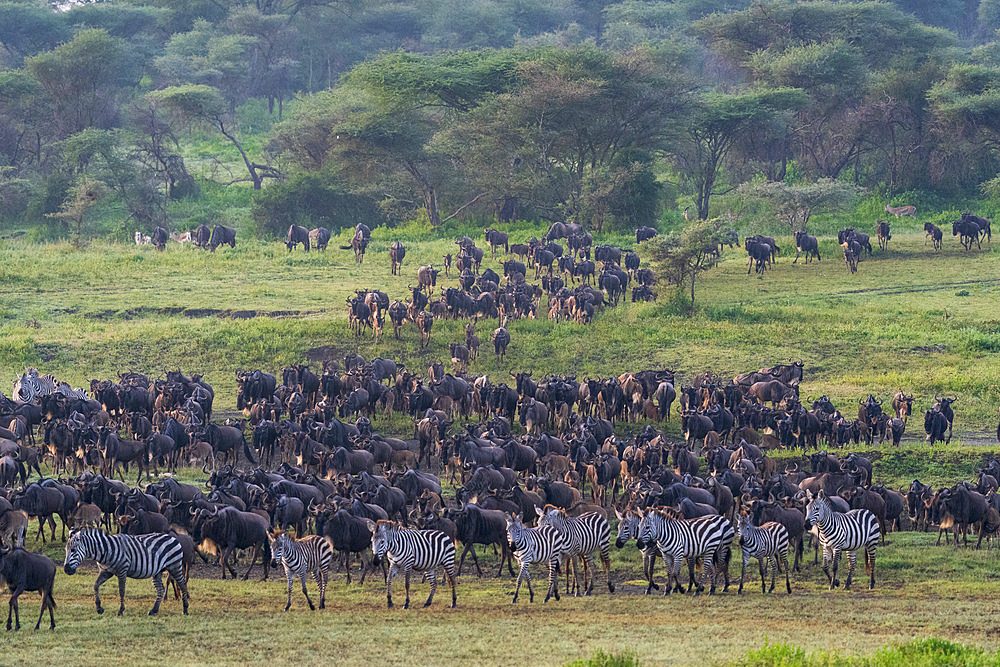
736, 512, 791, 595
614, 508, 660, 594
268, 531, 334, 611
63, 527, 189, 616
12, 370, 57, 404
536, 505, 614, 596
636, 508, 733, 596
804, 490, 879, 590
366, 519, 456, 609
505, 512, 562, 603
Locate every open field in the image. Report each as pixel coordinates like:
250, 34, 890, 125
2, 222, 1000, 665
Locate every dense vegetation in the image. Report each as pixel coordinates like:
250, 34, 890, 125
7, 0, 1000, 240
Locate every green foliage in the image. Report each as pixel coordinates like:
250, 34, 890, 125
731, 638, 1000, 667
736, 179, 862, 231
565, 650, 640, 667
250, 172, 385, 237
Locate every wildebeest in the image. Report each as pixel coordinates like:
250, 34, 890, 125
635, 226, 657, 243
340, 227, 370, 263
924, 408, 949, 445
309, 227, 331, 251
193, 224, 211, 249
417, 265, 441, 295
191, 507, 270, 580
875, 220, 890, 251
492, 327, 511, 363
415, 311, 434, 348
932, 396, 956, 442
961, 212, 991, 242
209, 225, 236, 251
953, 218, 982, 250
891, 392, 914, 424
484, 228, 509, 256
389, 241, 406, 275
0, 546, 56, 630
745, 237, 772, 275
793, 231, 820, 264
924, 222, 943, 250
841, 240, 860, 273
286, 225, 310, 251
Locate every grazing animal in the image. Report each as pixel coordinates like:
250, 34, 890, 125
736, 513, 791, 594
389, 241, 406, 275
793, 231, 820, 264
953, 218, 982, 251
803, 490, 878, 590
536, 506, 614, 597
636, 509, 733, 595
505, 513, 562, 603
492, 327, 511, 363
884, 204, 915, 218
367, 520, 457, 609
286, 225, 310, 251
841, 240, 860, 273
308, 228, 331, 251
63, 527, 189, 616
209, 225, 236, 251
924, 222, 943, 250
152, 226, 168, 251
268, 531, 334, 611
340, 227, 370, 263
0, 546, 57, 630
961, 212, 991, 242
875, 220, 891, 251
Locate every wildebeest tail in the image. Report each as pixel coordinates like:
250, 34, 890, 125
243, 436, 258, 465
339, 245, 353, 250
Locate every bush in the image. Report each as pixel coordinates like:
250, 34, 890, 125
730, 639, 1000, 667
251, 172, 385, 238
565, 650, 640, 667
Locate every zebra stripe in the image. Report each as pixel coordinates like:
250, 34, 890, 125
64, 527, 189, 616
505, 513, 561, 603
369, 520, 456, 609
537, 506, 614, 596
269, 532, 334, 611
805, 492, 879, 590
13, 370, 57, 403
614, 509, 661, 594
736, 514, 791, 594
637, 509, 733, 595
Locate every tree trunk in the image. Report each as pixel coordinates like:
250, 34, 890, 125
423, 187, 440, 226
690, 271, 696, 303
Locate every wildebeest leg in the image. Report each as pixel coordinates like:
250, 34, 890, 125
7, 585, 22, 630
341, 550, 352, 584
221, 545, 236, 579
116, 574, 127, 616
242, 543, 260, 580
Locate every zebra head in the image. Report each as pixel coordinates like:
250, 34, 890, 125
614, 507, 640, 549
803, 490, 831, 530
366, 519, 394, 567
268, 530, 290, 568
635, 509, 658, 551
64, 528, 91, 575
504, 512, 527, 552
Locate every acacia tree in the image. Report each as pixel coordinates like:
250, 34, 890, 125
149, 84, 281, 189
645, 217, 727, 303
735, 178, 861, 233
45, 176, 106, 245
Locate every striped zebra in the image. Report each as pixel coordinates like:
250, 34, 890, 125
536, 505, 614, 596
63, 527, 189, 616
804, 490, 879, 590
637, 508, 734, 595
614, 508, 660, 594
366, 519, 456, 609
12, 370, 57, 404
269, 531, 334, 611
505, 512, 562, 603
736, 513, 791, 594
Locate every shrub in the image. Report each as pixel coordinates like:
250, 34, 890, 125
251, 172, 385, 238
565, 650, 640, 667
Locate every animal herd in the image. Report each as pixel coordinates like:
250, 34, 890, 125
0, 353, 995, 631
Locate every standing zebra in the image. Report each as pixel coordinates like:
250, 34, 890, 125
736, 512, 791, 594
804, 490, 879, 590
614, 509, 659, 594
365, 519, 456, 609
637, 508, 733, 596
63, 527, 189, 616
505, 513, 562, 603
536, 505, 614, 596
12, 370, 57, 404
269, 531, 334, 611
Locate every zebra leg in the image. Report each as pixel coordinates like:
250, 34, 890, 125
781, 551, 791, 594
767, 556, 776, 593
545, 557, 560, 602
386, 565, 397, 608
300, 571, 315, 610
844, 550, 857, 590
830, 548, 842, 589
424, 569, 437, 607
171, 564, 189, 615
316, 568, 327, 610
445, 564, 457, 608
703, 556, 717, 595
402, 566, 411, 610
116, 575, 127, 616
600, 547, 614, 594
512, 562, 529, 603
149, 573, 165, 616
93, 569, 114, 614
643, 550, 659, 593
821, 546, 833, 586
867, 543, 877, 590
284, 568, 294, 611
666, 555, 682, 596
583, 555, 596, 595
687, 556, 699, 594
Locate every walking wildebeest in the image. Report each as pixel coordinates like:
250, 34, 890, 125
286, 225, 310, 251
793, 231, 820, 264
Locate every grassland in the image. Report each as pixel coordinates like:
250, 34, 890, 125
2, 219, 1000, 664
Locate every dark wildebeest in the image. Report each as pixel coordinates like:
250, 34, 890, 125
793, 231, 820, 264
340, 227, 369, 263
417, 265, 441, 295
309, 227, 331, 251
924, 409, 949, 445
961, 212, 991, 243
415, 311, 434, 348
286, 224, 310, 251
152, 226, 168, 251
924, 222, 943, 250
484, 228, 509, 256
838, 228, 872, 256
875, 220, 890, 251
745, 237, 772, 275
193, 224, 211, 249
932, 396, 956, 442
0, 546, 56, 630
842, 240, 860, 273
635, 226, 657, 243
544, 222, 584, 243
492, 327, 511, 363
190, 507, 270, 580
952, 218, 982, 250
209, 225, 236, 251
389, 241, 406, 275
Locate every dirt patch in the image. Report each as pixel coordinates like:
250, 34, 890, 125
908, 344, 947, 354
182, 308, 221, 318
306, 345, 342, 363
